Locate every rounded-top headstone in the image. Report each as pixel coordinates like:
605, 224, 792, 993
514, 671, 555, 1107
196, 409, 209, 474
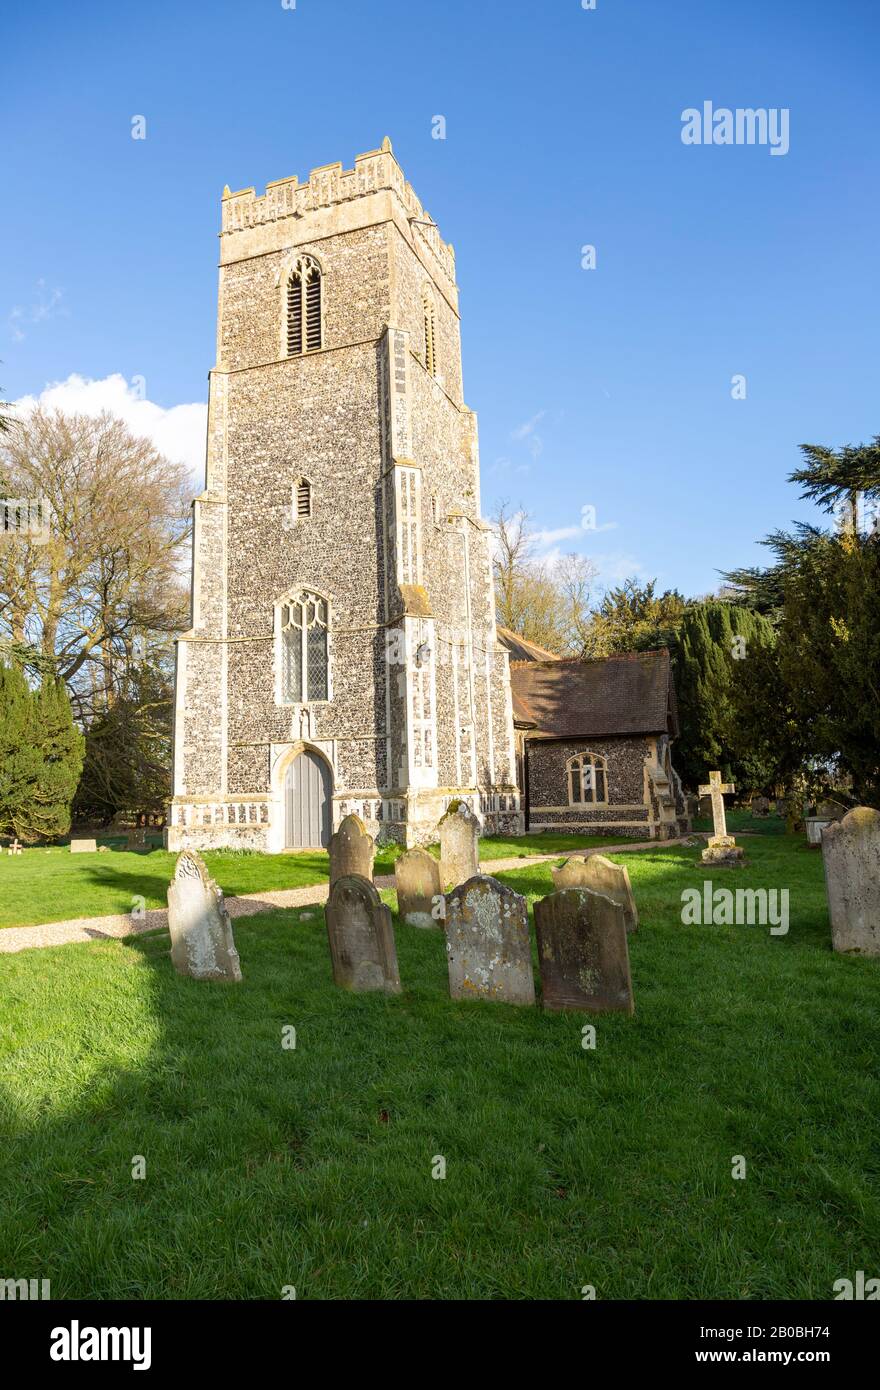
325, 873, 401, 993
329, 813, 375, 887
444, 873, 534, 1005
439, 800, 480, 890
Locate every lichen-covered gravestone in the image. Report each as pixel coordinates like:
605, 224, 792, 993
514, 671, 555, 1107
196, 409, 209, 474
167, 851, 243, 982
325, 874, 401, 993
328, 813, 375, 887
439, 800, 480, 889
534, 887, 633, 1014
821, 807, 880, 957
552, 854, 638, 933
751, 795, 771, 818
444, 875, 534, 1005
395, 847, 442, 928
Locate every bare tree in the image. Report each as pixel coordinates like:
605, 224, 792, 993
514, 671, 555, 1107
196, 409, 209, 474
0, 408, 192, 721
489, 501, 598, 654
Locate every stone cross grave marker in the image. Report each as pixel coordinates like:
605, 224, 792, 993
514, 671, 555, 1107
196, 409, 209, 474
551, 854, 638, 933
534, 887, 633, 1014
439, 800, 480, 889
821, 807, 880, 957
328, 813, 375, 887
7, 838, 22, 856
444, 874, 534, 1006
325, 874, 401, 993
167, 850, 243, 982
395, 847, 442, 928
698, 771, 743, 866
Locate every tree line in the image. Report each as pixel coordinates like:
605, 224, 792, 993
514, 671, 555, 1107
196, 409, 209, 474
493, 436, 880, 808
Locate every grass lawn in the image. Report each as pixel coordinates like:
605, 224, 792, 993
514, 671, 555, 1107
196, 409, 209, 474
0, 833, 627, 930
1, 832, 877, 1299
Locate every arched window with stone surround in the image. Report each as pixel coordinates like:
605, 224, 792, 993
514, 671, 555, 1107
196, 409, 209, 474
567, 751, 608, 806
287, 255, 322, 356
279, 590, 329, 702
423, 287, 436, 377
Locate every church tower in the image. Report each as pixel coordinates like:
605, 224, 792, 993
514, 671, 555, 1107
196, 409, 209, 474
168, 140, 522, 850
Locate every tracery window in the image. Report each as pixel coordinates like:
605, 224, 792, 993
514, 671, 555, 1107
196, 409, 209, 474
280, 591, 329, 702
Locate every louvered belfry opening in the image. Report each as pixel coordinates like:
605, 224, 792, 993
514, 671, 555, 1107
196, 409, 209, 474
296, 478, 312, 518
423, 295, 436, 377
287, 256, 321, 356
305, 264, 322, 351
287, 270, 303, 355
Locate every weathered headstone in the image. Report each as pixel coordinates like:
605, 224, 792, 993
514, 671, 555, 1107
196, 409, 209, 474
551, 854, 638, 933
7, 838, 22, 856
439, 800, 480, 889
698, 794, 712, 820
325, 874, 401, 993
444, 875, 534, 1005
821, 807, 880, 957
534, 887, 634, 1014
167, 850, 243, 982
751, 795, 770, 818
70, 838, 97, 854
328, 813, 375, 887
698, 771, 744, 866
395, 847, 442, 928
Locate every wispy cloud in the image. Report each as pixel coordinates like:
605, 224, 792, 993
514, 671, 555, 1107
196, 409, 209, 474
510, 409, 546, 459
8, 279, 66, 341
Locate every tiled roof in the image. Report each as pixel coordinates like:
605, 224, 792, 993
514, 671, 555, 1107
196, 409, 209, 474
506, 647, 677, 738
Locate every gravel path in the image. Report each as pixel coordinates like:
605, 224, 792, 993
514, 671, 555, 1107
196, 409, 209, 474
0, 838, 680, 955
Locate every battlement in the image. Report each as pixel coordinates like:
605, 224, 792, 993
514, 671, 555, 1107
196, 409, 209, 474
221, 137, 456, 286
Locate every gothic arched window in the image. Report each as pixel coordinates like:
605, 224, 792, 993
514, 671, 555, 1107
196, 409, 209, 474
287, 256, 322, 356
423, 289, 436, 377
567, 751, 608, 806
280, 591, 329, 702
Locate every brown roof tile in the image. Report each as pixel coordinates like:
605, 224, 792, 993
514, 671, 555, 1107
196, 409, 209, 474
508, 648, 677, 738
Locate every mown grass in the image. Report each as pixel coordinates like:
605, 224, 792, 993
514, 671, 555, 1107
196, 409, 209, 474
1, 833, 877, 1299
0, 833, 625, 930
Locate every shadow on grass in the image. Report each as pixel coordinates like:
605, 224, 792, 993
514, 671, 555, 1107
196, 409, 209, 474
0, 835, 878, 1300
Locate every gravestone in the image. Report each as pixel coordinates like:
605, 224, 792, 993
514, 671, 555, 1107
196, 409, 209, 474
7, 838, 22, 856
167, 851, 243, 982
551, 854, 638, 932
444, 875, 534, 1005
698, 771, 744, 866
821, 807, 880, 957
751, 795, 771, 818
395, 847, 442, 928
534, 887, 633, 1014
70, 838, 97, 854
325, 874, 401, 993
774, 798, 789, 819
698, 794, 712, 820
328, 814, 375, 887
439, 800, 480, 889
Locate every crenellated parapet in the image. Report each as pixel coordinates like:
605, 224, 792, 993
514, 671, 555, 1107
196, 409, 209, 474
220, 137, 457, 289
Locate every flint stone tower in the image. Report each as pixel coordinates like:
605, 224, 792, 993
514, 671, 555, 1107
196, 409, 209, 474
168, 139, 521, 851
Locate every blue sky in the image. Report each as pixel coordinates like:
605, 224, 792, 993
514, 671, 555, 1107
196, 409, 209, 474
3, 0, 878, 595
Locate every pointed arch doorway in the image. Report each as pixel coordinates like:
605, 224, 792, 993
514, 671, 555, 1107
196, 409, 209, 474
284, 749, 332, 848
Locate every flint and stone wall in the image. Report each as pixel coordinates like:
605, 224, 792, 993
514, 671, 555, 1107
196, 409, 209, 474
168, 143, 521, 852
